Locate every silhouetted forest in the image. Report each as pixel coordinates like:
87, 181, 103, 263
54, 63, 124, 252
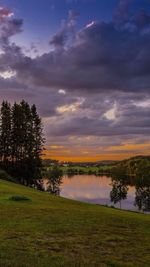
0, 100, 44, 185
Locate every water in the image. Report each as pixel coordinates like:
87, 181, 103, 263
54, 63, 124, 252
59, 174, 148, 212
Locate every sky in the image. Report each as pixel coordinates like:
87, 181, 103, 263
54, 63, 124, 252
0, 0, 150, 162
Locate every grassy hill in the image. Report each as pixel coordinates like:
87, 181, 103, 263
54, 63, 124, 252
0, 179, 150, 267
110, 156, 150, 177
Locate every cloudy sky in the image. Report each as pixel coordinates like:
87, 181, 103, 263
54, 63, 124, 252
0, 0, 150, 161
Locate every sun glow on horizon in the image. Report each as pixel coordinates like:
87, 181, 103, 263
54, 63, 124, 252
43, 143, 150, 162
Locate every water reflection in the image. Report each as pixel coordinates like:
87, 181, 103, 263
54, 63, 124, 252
110, 180, 128, 209
40, 172, 150, 212
59, 174, 150, 212
61, 175, 112, 204
39, 166, 63, 195
134, 176, 150, 211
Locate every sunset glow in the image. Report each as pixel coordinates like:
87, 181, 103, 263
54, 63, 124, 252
0, 0, 150, 162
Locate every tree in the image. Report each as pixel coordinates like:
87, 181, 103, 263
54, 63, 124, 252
0, 101, 11, 167
11, 101, 31, 183
30, 104, 45, 180
46, 166, 63, 195
0, 100, 45, 185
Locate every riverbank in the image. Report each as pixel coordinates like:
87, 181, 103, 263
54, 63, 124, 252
46, 165, 112, 175
0, 179, 150, 267
45, 156, 150, 177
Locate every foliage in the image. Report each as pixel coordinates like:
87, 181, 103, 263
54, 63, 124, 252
9, 195, 30, 201
111, 156, 150, 178
0, 100, 45, 185
42, 159, 58, 167
135, 186, 150, 211
45, 165, 113, 176
110, 180, 128, 209
0, 169, 14, 182
46, 166, 63, 195
45, 156, 150, 178
134, 176, 150, 211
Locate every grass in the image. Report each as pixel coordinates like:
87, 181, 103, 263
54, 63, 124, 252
0, 179, 150, 267
46, 165, 112, 174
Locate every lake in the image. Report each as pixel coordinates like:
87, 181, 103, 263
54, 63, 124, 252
60, 174, 149, 212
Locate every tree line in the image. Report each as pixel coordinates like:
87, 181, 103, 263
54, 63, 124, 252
0, 100, 44, 185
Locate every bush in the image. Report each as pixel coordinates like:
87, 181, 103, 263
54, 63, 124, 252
9, 195, 31, 201
0, 170, 14, 182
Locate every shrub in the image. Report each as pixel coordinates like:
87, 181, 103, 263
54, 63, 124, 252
0, 170, 14, 182
9, 195, 31, 201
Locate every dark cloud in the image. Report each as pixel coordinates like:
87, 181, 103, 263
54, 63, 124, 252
113, 0, 133, 25
0, 6, 23, 74
0, 7, 13, 17
0, 3, 149, 158
12, 9, 150, 94
1, 3, 150, 95
134, 9, 150, 28
50, 9, 79, 49
0, 7, 23, 47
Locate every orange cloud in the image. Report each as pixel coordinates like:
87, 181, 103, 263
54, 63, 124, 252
43, 142, 150, 162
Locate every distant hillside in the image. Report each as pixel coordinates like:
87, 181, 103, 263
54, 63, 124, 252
43, 159, 119, 167
120, 155, 150, 163
111, 155, 150, 177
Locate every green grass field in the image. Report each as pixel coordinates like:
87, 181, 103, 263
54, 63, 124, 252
0, 179, 150, 267
46, 165, 112, 175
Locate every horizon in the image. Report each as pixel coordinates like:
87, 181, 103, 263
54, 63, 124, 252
43, 154, 150, 163
0, 0, 150, 161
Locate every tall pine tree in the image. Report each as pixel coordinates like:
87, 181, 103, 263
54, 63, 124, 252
0, 101, 11, 167
0, 100, 45, 185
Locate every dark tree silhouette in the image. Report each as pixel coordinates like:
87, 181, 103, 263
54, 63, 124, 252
0, 101, 11, 165
46, 166, 63, 195
0, 100, 45, 185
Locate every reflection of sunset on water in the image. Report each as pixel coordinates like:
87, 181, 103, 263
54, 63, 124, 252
60, 175, 137, 211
